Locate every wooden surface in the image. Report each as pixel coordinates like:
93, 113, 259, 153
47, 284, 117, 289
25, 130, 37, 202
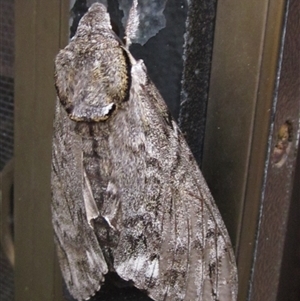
14, 1, 69, 300
249, 0, 300, 299
277, 142, 300, 301
202, 0, 287, 300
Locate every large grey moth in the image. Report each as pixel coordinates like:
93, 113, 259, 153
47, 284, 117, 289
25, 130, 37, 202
51, 2, 238, 301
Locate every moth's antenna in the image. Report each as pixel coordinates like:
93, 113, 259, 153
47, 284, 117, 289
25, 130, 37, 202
125, 0, 139, 48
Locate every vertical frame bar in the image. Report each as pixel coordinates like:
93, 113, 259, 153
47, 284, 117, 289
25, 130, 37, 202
14, 0, 69, 300
202, 0, 287, 300
250, 0, 300, 298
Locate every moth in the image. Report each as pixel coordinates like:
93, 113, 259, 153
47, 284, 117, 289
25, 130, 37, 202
51, 2, 238, 301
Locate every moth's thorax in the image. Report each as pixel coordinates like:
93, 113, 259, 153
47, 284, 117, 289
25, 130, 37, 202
55, 12, 129, 123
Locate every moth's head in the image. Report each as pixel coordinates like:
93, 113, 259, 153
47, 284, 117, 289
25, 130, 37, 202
54, 3, 130, 123
76, 3, 112, 36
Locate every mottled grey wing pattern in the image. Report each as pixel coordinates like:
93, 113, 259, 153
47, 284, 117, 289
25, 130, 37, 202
52, 3, 238, 301
52, 101, 108, 300
102, 63, 238, 301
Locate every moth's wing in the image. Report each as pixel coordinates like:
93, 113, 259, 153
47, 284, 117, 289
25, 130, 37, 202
112, 154, 238, 301
173, 178, 238, 301
51, 101, 108, 301
109, 61, 237, 301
